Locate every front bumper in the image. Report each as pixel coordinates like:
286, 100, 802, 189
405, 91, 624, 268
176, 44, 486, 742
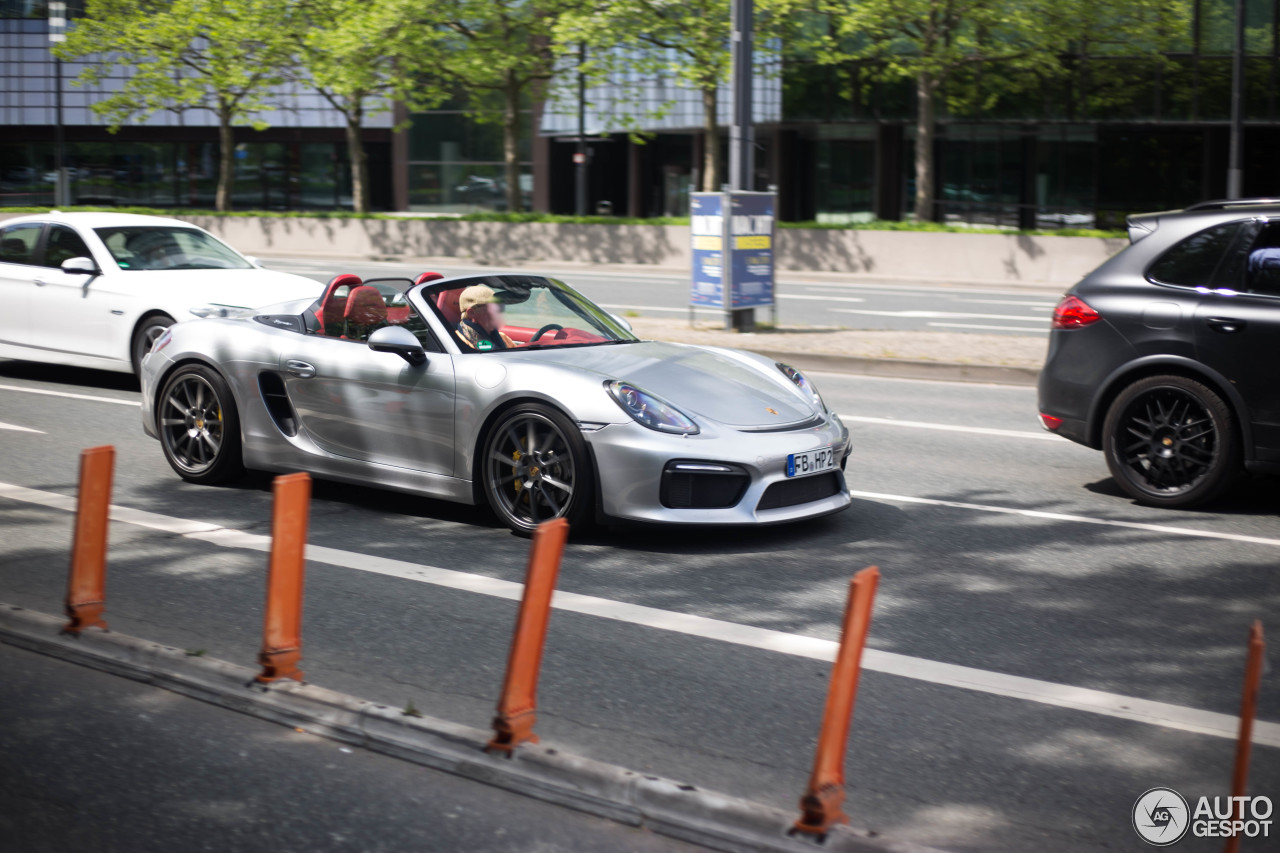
585, 414, 852, 525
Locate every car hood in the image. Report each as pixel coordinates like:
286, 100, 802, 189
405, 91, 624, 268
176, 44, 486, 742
526, 341, 818, 427
143, 268, 323, 309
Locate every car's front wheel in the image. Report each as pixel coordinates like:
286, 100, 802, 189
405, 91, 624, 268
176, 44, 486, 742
480, 403, 594, 535
1102, 374, 1240, 508
132, 312, 175, 374
157, 364, 244, 485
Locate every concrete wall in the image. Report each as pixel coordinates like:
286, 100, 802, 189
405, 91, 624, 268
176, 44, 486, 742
185, 217, 1124, 288
3, 212, 1127, 288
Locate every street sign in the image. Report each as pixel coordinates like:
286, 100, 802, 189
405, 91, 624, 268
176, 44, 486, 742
690, 191, 775, 323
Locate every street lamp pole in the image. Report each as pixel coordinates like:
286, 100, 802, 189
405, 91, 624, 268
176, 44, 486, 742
49, 1, 68, 207
1227, 0, 1245, 198
575, 43, 587, 216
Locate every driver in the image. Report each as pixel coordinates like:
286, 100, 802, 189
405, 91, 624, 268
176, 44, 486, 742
455, 284, 516, 351
125, 232, 181, 270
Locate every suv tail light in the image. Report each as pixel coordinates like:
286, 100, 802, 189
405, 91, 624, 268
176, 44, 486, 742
1051, 295, 1100, 329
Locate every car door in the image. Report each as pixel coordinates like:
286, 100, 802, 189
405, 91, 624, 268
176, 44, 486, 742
25, 223, 119, 359
1192, 219, 1280, 456
0, 221, 45, 349
277, 330, 458, 476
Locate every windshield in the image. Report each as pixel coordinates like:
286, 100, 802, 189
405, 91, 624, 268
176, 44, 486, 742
95, 226, 254, 271
426, 275, 639, 352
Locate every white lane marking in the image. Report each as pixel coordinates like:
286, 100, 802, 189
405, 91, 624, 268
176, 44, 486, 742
2, 480, 1275, 746
844, 415, 1058, 441
775, 293, 866, 303
833, 308, 1049, 322
0, 422, 43, 434
958, 299, 1056, 309
849, 489, 1280, 548
926, 322, 1049, 334
0, 384, 139, 407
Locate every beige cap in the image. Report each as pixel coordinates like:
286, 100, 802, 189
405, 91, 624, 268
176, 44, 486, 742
459, 284, 500, 314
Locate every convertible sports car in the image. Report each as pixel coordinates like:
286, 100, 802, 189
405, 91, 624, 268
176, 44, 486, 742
140, 272, 852, 533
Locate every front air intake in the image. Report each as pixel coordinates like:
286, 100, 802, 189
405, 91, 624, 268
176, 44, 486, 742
660, 461, 749, 509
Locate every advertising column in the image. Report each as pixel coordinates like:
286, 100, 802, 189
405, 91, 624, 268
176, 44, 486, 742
689, 191, 775, 330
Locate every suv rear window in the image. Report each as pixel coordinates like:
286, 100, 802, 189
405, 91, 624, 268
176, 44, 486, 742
1147, 221, 1249, 288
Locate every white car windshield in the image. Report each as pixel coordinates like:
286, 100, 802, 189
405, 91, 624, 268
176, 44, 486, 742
95, 226, 254, 271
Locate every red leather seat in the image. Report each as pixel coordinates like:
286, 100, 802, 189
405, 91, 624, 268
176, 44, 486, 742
416, 271, 444, 285
342, 285, 387, 340
316, 273, 362, 336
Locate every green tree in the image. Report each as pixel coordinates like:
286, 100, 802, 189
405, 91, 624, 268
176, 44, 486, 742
800, 0, 1190, 221
558, 0, 787, 194
55, 0, 294, 211
287, 0, 447, 213
429, 0, 582, 213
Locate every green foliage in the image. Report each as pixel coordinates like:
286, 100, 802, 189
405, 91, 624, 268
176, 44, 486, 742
555, 0, 792, 191
55, 0, 294, 127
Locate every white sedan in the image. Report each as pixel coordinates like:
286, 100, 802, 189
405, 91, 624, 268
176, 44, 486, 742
0, 211, 323, 374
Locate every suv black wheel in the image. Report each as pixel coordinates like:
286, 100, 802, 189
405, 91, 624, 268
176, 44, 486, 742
1102, 375, 1240, 508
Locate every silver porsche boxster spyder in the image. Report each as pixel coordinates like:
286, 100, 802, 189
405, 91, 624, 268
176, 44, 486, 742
140, 272, 852, 534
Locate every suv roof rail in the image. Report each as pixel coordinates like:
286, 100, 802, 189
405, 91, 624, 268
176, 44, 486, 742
1183, 198, 1280, 212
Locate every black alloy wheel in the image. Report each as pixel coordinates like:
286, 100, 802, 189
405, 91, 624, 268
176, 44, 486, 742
481, 403, 594, 535
131, 312, 175, 374
157, 364, 245, 485
1102, 375, 1240, 508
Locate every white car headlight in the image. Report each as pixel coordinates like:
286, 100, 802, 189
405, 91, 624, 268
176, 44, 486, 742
605, 380, 699, 435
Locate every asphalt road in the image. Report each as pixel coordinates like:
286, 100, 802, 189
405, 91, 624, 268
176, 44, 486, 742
1, 340, 1277, 851
253, 255, 1065, 337
0, 641, 704, 853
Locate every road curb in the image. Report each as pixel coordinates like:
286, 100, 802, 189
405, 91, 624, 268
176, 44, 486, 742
1, 603, 943, 853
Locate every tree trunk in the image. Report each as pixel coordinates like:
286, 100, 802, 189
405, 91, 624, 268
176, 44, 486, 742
345, 99, 369, 214
503, 71, 522, 213
216, 102, 234, 212
701, 85, 719, 192
913, 69, 936, 223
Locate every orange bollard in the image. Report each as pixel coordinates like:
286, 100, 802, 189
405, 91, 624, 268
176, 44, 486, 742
64, 445, 115, 635
486, 517, 569, 755
793, 565, 881, 838
1225, 621, 1266, 853
254, 473, 312, 683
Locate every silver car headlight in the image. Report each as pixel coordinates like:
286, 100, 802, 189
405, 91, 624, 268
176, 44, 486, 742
189, 304, 253, 319
605, 380, 699, 435
777, 362, 825, 411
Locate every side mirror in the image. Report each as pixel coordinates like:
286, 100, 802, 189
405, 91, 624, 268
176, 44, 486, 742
61, 256, 99, 276
368, 325, 427, 366
609, 312, 633, 332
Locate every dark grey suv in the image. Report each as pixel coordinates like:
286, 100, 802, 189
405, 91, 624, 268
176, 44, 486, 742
1038, 198, 1280, 508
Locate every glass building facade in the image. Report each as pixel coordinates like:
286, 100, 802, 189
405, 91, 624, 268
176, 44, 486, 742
3, 0, 1279, 225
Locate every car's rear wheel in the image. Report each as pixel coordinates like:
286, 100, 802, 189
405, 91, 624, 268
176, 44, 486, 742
480, 403, 594, 535
157, 364, 244, 485
1102, 375, 1240, 507
132, 312, 175, 374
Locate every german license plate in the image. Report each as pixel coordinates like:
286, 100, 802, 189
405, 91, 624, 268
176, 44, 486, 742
787, 446, 836, 478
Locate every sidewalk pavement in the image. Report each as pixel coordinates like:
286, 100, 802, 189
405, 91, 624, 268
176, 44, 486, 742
1, 604, 942, 853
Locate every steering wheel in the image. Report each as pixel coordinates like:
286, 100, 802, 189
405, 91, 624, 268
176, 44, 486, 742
530, 323, 564, 342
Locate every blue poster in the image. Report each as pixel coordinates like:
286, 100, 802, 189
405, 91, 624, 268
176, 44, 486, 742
689, 193, 724, 307
727, 193, 775, 309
